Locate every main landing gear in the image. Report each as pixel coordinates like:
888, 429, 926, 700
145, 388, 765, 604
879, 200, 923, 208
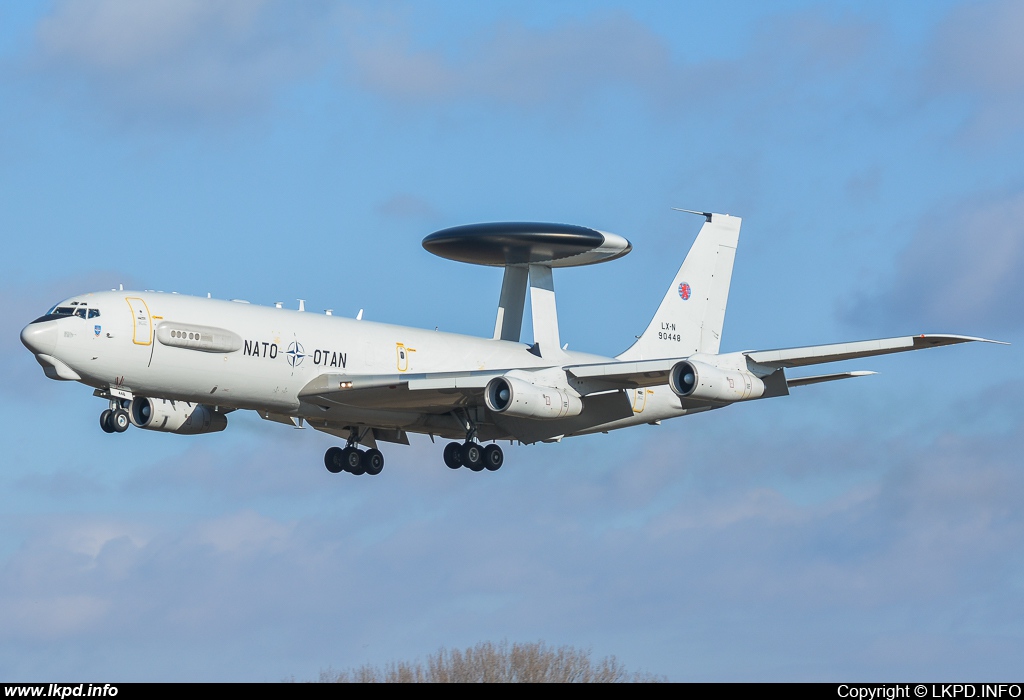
324, 429, 384, 476
443, 441, 503, 472
442, 412, 503, 472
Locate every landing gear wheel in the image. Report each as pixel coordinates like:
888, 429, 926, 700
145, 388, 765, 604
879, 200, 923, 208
111, 408, 130, 433
324, 446, 344, 474
461, 442, 484, 472
100, 409, 115, 434
362, 448, 384, 476
483, 444, 504, 471
342, 446, 365, 475
443, 442, 463, 469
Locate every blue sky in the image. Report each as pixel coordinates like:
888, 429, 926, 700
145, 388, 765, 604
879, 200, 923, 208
1, 0, 1022, 681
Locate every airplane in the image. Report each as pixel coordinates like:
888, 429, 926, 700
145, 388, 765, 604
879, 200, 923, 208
19, 211, 1002, 476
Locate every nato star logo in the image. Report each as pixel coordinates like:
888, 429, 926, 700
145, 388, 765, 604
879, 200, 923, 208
286, 341, 305, 367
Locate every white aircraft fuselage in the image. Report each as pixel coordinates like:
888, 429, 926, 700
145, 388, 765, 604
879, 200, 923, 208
25, 290, 676, 432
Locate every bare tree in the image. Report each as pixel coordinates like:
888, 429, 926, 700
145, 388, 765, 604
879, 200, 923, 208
317, 641, 665, 683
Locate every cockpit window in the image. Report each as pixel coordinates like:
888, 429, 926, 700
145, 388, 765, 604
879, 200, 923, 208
31, 303, 100, 325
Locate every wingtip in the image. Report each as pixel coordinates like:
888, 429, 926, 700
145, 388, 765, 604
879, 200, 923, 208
919, 333, 1010, 346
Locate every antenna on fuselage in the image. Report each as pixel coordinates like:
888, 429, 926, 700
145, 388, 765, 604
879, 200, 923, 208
297, 299, 305, 312
356, 309, 364, 321
325, 309, 333, 316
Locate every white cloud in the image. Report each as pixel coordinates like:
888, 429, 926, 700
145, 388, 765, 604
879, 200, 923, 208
22, 3, 884, 127
30, 0, 334, 124
192, 510, 293, 555
342, 8, 879, 118
842, 190, 1024, 333
0, 595, 110, 641
925, 0, 1024, 139
345, 13, 681, 108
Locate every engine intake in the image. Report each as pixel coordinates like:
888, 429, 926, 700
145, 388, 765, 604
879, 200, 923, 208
485, 376, 583, 420
129, 397, 228, 434
669, 360, 765, 403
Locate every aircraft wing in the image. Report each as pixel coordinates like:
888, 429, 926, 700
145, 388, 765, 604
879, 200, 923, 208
300, 335, 1003, 409
564, 334, 1003, 395
298, 370, 504, 413
743, 334, 1004, 368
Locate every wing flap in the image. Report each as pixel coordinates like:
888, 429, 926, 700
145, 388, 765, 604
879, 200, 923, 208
787, 370, 876, 388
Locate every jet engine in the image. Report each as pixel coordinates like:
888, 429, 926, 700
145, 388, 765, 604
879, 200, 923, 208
129, 397, 228, 434
485, 375, 583, 420
669, 360, 765, 403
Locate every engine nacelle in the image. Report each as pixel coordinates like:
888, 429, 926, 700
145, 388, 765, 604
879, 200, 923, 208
669, 360, 765, 403
129, 397, 228, 434
485, 375, 583, 420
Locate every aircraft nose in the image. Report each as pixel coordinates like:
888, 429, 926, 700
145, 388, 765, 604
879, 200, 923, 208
21, 320, 58, 355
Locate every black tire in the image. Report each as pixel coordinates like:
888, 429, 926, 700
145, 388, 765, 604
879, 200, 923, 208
324, 446, 344, 474
443, 442, 462, 469
111, 408, 130, 433
363, 448, 384, 476
483, 444, 503, 471
343, 446, 365, 475
461, 442, 484, 472
100, 409, 115, 434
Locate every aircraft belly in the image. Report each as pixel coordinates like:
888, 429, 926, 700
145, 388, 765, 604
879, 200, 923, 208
300, 405, 422, 428
310, 388, 474, 412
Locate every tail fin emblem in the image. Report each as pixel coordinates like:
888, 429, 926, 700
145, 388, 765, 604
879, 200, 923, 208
678, 282, 691, 301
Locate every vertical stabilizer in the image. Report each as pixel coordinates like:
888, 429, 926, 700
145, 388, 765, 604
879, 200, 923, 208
617, 213, 741, 361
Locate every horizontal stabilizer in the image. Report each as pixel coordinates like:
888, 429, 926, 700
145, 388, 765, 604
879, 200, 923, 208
787, 370, 876, 388
745, 334, 1005, 369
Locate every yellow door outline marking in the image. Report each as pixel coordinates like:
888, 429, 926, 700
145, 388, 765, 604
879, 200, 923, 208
396, 343, 417, 372
632, 388, 654, 413
126, 297, 153, 346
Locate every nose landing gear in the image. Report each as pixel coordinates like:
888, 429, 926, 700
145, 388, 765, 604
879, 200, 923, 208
100, 404, 130, 433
